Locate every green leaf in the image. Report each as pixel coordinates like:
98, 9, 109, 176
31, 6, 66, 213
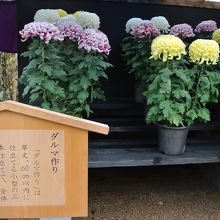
171, 113, 182, 126
21, 51, 34, 58
176, 103, 185, 114
186, 110, 197, 120
77, 91, 89, 103
197, 108, 210, 122
147, 106, 161, 120
159, 100, 172, 117
42, 80, 56, 93
80, 77, 90, 90
89, 68, 98, 81
41, 65, 52, 76
159, 80, 171, 94
173, 89, 191, 99
206, 71, 220, 84
28, 73, 45, 86
22, 85, 31, 97
52, 69, 67, 80
97, 59, 113, 69
69, 81, 81, 92
159, 67, 173, 82
91, 88, 105, 100
200, 94, 210, 103
27, 59, 39, 69
41, 102, 51, 110
175, 69, 189, 83
98, 71, 108, 79
200, 76, 210, 89
29, 92, 40, 103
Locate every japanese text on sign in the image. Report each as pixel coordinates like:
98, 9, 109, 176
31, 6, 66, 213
0, 130, 65, 206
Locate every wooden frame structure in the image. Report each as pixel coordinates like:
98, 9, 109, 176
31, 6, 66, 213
102, 0, 220, 9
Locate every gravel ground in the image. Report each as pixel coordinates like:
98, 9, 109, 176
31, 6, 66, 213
75, 165, 220, 220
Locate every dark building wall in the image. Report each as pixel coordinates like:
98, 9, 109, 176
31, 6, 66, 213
17, 0, 220, 100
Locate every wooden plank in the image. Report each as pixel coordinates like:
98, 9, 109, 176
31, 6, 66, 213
89, 145, 220, 168
0, 101, 109, 135
108, 123, 220, 133
89, 138, 220, 148
100, 0, 220, 10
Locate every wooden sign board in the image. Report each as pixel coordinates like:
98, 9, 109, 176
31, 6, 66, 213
0, 101, 109, 218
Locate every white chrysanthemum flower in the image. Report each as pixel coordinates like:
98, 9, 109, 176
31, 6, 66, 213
141, 20, 151, 24
151, 16, 170, 33
125, 17, 143, 33
73, 11, 100, 29
34, 9, 60, 24
57, 15, 77, 25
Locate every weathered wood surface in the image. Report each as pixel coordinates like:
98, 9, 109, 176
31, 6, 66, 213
0, 101, 109, 135
0, 110, 88, 218
99, 0, 220, 10
89, 145, 220, 168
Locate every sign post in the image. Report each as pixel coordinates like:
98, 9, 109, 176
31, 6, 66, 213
0, 101, 109, 218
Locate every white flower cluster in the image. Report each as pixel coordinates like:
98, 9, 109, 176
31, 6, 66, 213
34, 9, 60, 24
125, 18, 143, 33
125, 16, 169, 34
73, 11, 100, 29
150, 16, 170, 33
57, 15, 77, 25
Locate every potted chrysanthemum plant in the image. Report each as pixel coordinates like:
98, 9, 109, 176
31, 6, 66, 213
144, 35, 220, 155
19, 21, 65, 110
57, 10, 112, 117
19, 9, 112, 118
121, 16, 170, 103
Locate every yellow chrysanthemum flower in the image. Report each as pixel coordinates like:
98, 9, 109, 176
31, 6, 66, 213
57, 9, 68, 17
73, 11, 81, 17
189, 39, 219, 65
150, 35, 186, 62
213, 28, 220, 44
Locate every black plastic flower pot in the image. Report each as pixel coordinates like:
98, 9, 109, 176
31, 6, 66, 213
158, 124, 189, 156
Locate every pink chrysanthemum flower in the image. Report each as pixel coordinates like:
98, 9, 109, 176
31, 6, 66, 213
170, 23, 195, 39
195, 20, 217, 34
19, 22, 64, 43
78, 29, 111, 55
130, 23, 160, 39
57, 20, 83, 41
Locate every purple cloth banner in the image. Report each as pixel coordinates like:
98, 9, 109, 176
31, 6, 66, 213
0, 1, 17, 53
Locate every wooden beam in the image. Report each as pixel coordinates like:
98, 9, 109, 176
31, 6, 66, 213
0, 101, 109, 135
101, 0, 220, 10
89, 144, 220, 168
